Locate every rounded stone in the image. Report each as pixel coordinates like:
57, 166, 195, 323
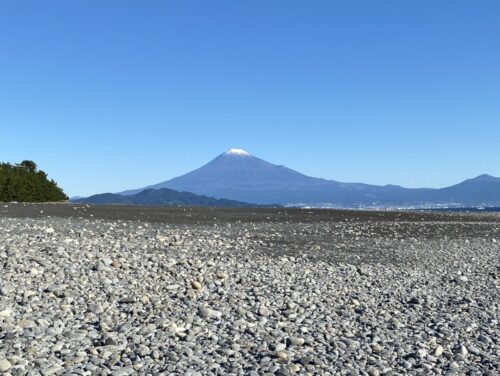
191, 281, 202, 290
275, 351, 288, 360
0, 359, 12, 372
288, 337, 305, 346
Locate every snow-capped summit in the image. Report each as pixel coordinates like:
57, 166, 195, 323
225, 148, 251, 157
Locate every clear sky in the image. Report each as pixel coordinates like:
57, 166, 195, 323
1, 1, 499, 197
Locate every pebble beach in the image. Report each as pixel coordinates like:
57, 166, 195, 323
0, 204, 499, 375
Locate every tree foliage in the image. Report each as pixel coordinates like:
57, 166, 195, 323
0, 160, 68, 202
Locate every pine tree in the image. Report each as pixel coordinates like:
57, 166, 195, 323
0, 160, 68, 202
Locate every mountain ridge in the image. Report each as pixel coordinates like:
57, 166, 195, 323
118, 149, 500, 207
73, 187, 278, 208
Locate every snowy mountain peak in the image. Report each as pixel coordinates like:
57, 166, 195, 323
225, 148, 251, 157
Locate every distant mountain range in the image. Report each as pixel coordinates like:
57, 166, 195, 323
72, 187, 271, 208
116, 148, 500, 208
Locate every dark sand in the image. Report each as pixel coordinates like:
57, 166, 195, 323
1, 202, 498, 225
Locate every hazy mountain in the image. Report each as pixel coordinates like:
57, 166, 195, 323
72, 187, 271, 208
119, 149, 500, 207
432, 174, 500, 206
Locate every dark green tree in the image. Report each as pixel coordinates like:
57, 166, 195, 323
20, 160, 38, 173
0, 160, 68, 202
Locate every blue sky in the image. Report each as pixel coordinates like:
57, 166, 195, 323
1, 1, 499, 196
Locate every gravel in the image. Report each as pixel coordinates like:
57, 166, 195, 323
0, 205, 499, 375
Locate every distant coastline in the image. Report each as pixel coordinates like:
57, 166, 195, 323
425, 207, 500, 213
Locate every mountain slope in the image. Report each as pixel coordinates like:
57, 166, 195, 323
121, 148, 333, 195
73, 188, 271, 208
433, 174, 500, 206
120, 149, 435, 205
119, 149, 500, 207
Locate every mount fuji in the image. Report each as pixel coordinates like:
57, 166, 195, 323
121, 148, 337, 203
118, 149, 500, 208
